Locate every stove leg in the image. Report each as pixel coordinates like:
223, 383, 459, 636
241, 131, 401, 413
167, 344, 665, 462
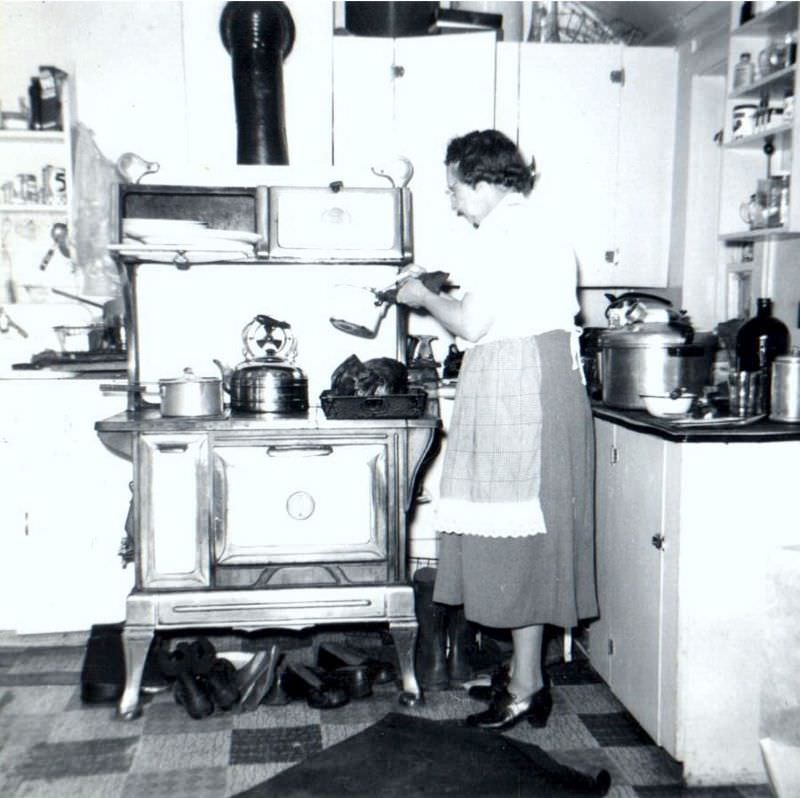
117, 625, 154, 720
389, 621, 422, 706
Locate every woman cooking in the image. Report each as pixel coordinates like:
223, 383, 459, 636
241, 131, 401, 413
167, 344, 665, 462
396, 129, 598, 730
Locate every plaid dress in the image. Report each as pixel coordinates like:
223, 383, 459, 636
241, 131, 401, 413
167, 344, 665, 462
433, 330, 597, 629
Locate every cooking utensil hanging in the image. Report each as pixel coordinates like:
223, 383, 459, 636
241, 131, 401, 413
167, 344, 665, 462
330, 270, 454, 339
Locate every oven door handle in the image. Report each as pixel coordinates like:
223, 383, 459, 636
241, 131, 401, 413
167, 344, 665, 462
265, 444, 333, 457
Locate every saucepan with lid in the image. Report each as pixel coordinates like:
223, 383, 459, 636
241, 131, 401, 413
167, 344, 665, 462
158, 368, 224, 417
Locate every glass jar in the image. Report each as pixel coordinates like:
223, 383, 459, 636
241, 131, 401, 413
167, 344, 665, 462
767, 172, 791, 228
733, 52, 755, 89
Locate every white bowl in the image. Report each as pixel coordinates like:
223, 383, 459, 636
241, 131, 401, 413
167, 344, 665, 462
640, 393, 696, 418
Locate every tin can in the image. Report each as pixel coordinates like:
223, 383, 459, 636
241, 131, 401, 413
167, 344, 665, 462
732, 104, 758, 139
42, 165, 66, 205
770, 352, 800, 422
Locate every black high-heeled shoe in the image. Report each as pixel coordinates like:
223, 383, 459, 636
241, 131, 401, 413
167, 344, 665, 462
466, 685, 552, 731
467, 665, 510, 702
526, 684, 553, 728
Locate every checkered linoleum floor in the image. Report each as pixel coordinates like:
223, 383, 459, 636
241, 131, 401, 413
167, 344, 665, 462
0, 632, 774, 798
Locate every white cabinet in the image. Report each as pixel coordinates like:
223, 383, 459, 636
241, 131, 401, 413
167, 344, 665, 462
506, 43, 677, 287
332, 31, 497, 267
591, 416, 800, 785
0, 378, 132, 634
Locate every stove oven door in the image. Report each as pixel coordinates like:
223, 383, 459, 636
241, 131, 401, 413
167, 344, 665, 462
212, 434, 393, 584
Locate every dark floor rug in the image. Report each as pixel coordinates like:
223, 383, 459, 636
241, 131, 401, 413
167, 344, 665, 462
231, 712, 611, 798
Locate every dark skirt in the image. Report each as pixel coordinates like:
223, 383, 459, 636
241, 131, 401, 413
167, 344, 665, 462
433, 330, 598, 629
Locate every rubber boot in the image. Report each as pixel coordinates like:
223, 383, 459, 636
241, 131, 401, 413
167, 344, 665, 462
446, 605, 477, 687
413, 567, 449, 691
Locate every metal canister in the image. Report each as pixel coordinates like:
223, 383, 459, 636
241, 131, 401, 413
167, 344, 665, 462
41, 165, 66, 205
770, 351, 800, 422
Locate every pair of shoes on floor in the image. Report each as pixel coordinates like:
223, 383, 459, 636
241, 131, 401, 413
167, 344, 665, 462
280, 642, 398, 710
466, 684, 553, 731
159, 638, 240, 719
280, 663, 351, 709
317, 641, 397, 694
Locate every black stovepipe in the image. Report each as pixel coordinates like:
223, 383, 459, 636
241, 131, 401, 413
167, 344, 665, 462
220, 2, 295, 165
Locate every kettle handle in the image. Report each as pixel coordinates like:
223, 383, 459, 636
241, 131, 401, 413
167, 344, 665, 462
212, 358, 232, 393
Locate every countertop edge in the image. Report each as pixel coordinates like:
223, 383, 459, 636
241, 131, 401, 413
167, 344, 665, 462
592, 404, 800, 443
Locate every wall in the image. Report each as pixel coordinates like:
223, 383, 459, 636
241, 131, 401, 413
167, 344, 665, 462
0, 0, 339, 183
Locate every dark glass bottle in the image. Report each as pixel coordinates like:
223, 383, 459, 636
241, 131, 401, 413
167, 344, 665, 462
736, 298, 789, 371
735, 298, 789, 412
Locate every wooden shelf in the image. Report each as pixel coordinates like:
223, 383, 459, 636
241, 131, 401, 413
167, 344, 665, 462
0, 204, 67, 214
724, 120, 794, 146
719, 228, 800, 241
0, 129, 65, 143
732, 2, 799, 37
729, 64, 796, 99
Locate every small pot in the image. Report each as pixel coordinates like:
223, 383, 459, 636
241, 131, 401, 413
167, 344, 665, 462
158, 368, 224, 417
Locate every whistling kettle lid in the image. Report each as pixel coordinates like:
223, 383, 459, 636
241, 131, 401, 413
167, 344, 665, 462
233, 355, 307, 380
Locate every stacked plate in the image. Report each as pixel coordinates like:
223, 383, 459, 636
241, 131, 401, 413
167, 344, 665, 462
113, 218, 262, 263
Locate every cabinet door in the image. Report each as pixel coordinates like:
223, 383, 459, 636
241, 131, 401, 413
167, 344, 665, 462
517, 44, 676, 287
332, 36, 396, 168
0, 380, 132, 634
606, 424, 665, 741
518, 44, 621, 285
138, 433, 210, 589
589, 419, 616, 684
615, 47, 677, 286
332, 32, 496, 266
394, 32, 497, 267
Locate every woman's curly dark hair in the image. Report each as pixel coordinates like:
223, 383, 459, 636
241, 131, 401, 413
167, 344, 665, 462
445, 130, 535, 196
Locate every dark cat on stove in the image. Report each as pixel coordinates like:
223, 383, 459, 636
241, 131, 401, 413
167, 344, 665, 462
330, 354, 408, 397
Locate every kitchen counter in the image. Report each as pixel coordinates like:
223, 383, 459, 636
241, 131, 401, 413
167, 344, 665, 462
592, 403, 800, 443
592, 411, 800, 786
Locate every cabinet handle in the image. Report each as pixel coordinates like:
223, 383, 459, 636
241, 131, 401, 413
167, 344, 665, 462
651, 534, 665, 550
155, 443, 189, 453
266, 445, 333, 457
391, 64, 405, 78
610, 445, 619, 465
604, 248, 619, 265
610, 68, 625, 85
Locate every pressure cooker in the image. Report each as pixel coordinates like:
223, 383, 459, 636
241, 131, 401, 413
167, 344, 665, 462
600, 322, 718, 409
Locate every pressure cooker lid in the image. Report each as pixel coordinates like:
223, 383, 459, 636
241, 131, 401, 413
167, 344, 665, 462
600, 323, 716, 349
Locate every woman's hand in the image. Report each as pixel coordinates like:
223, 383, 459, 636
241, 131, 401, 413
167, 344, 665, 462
396, 277, 430, 309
